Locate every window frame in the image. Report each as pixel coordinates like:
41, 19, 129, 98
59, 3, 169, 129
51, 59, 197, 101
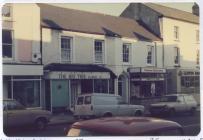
147, 46, 154, 65
174, 47, 180, 65
2, 4, 12, 19
122, 43, 131, 63
60, 35, 73, 63
2, 29, 14, 60
174, 26, 179, 41
94, 39, 105, 64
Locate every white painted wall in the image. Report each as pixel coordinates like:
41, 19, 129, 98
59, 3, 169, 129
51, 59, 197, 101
162, 17, 199, 69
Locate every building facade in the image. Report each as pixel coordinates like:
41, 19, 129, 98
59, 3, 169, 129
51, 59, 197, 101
121, 3, 200, 95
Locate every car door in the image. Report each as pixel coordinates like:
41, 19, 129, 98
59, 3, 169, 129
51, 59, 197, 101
7, 100, 31, 127
176, 96, 187, 112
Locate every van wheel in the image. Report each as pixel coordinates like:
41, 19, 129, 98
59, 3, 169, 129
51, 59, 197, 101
134, 111, 142, 116
190, 108, 196, 116
103, 113, 112, 117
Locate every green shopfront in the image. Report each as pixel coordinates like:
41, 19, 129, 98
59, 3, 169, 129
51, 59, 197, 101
44, 64, 115, 113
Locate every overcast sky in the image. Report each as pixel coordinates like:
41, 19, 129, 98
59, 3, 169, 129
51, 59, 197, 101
50, 3, 194, 16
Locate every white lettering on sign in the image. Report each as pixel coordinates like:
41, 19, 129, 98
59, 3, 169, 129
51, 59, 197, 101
49, 72, 110, 79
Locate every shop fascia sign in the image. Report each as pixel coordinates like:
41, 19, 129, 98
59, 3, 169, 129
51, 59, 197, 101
129, 67, 166, 73
46, 71, 110, 79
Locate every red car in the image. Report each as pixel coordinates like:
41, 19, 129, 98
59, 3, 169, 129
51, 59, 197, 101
67, 117, 184, 136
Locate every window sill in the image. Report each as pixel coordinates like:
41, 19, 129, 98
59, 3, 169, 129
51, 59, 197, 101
174, 39, 180, 42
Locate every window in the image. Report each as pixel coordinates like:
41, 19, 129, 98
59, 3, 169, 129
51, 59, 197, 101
123, 43, 130, 63
13, 80, 40, 108
77, 97, 84, 105
94, 79, 108, 93
174, 26, 179, 40
147, 46, 153, 64
196, 30, 199, 43
84, 96, 91, 104
174, 47, 179, 65
2, 5, 11, 17
61, 36, 72, 62
2, 29, 13, 58
196, 49, 199, 65
118, 75, 124, 96
94, 40, 104, 63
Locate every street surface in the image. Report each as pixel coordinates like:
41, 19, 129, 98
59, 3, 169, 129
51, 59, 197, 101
4, 111, 201, 137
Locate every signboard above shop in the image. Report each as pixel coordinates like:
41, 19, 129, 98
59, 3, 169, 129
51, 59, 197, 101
44, 71, 110, 79
128, 67, 166, 73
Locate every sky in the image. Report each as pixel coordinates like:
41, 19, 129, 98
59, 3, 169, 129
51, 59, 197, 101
50, 3, 195, 16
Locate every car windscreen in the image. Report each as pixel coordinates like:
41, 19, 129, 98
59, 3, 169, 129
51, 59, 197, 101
77, 97, 84, 105
162, 96, 177, 102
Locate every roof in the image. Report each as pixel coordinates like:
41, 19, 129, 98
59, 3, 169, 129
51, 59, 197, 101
37, 4, 161, 41
71, 117, 182, 136
144, 3, 199, 24
44, 63, 116, 78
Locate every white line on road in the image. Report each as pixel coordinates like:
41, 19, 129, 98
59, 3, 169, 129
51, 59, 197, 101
182, 124, 200, 128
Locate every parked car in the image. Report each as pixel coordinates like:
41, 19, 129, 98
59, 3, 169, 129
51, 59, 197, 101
74, 93, 145, 119
3, 99, 52, 130
67, 117, 184, 136
149, 94, 198, 116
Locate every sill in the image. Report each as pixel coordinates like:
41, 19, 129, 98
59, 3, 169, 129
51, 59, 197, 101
174, 39, 180, 42
123, 62, 131, 65
174, 64, 180, 67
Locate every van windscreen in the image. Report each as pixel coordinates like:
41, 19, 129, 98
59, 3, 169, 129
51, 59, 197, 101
84, 96, 91, 104
77, 97, 84, 105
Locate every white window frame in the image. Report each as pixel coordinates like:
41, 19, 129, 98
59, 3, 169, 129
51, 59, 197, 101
122, 43, 131, 63
60, 36, 73, 63
147, 46, 154, 65
2, 4, 12, 19
2, 29, 14, 60
94, 39, 104, 64
174, 47, 179, 65
174, 26, 179, 41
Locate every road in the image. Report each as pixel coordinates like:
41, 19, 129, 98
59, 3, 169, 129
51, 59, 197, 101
4, 111, 201, 137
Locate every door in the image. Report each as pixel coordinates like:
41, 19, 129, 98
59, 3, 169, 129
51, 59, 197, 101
70, 80, 79, 109
51, 80, 70, 112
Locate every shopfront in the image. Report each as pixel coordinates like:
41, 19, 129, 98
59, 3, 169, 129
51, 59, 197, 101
3, 64, 43, 108
44, 63, 116, 113
128, 67, 166, 102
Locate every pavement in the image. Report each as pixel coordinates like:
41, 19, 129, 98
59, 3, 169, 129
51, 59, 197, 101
48, 106, 200, 126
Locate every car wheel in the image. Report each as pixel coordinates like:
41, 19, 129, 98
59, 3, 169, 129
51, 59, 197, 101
134, 110, 142, 116
35, 118, 47, 130
103, 113, 112, 117
169, 108, 176, 117
190, 107, 196, 116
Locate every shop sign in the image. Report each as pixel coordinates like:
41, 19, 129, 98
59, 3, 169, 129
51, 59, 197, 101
46, 72, 110, 79
131, 78, 164, 81
129, 67, 166, 73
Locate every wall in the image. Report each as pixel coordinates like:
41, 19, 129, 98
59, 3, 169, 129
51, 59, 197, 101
3, 4, 41, 63
162, 17, 199, 69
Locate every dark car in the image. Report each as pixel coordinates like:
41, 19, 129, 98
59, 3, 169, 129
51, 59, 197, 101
67, 117, 184, 136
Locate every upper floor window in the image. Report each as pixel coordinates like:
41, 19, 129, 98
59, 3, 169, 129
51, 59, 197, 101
2, 5, 11, 17
61, 36, 72, 63
147, 46, 153, 64
196, 30, 199, 43
174, 47, 179, 65
196, 49, 199, 65
123, 43, 130, 63
2, 29, 13, 59
174, 26, 179, 40
94, 40, 104, 63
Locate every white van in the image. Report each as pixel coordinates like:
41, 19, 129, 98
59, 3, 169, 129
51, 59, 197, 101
74, 93, 145, 119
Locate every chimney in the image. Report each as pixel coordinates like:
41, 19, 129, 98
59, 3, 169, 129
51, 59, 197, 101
192, 3, 199, 16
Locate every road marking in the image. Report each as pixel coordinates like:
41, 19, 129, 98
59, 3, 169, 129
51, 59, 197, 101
182, 124, 200, 128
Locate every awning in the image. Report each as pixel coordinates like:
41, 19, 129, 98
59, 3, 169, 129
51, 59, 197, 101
44, 63, 116, 79
3, 63, 43, 76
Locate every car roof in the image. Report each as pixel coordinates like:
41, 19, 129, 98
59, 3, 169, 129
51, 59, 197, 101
71, 117, 182, 135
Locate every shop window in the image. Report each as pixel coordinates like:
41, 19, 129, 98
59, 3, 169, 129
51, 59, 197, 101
118, 75, 124, 96
2, 29, 13, 58
94, 79, 108, 93
181, 76, 199, 88
123, 43, 130, 63
61, 36, 72, 63
174, 47, 179, 65
174, 26, 179, 40
109, 79, 114, 94
81, 80, 93, 93
94, 40, 104, 63
13, 81, 40, 108
147, 46, 153, 64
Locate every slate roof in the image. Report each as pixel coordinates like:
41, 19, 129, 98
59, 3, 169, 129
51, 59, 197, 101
37, 4, 161, 41
144, 3, 199, 24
